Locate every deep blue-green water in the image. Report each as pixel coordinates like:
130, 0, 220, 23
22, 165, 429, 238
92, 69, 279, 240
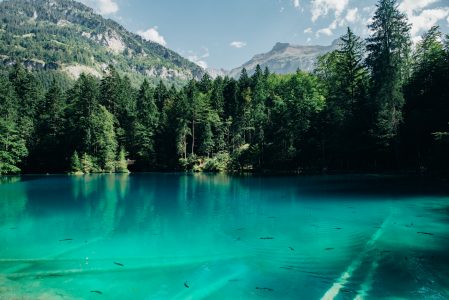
1, 174, 449, 299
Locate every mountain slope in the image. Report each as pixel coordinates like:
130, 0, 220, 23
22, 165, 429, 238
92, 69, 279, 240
229, 40, 339, 78
0, 0, 204, 85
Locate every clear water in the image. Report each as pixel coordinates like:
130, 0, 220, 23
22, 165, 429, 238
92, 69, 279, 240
1, 174, 449, 300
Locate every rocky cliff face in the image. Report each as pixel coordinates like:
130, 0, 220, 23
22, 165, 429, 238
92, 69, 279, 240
0, 0, 204, 84
229, 39, 339, 78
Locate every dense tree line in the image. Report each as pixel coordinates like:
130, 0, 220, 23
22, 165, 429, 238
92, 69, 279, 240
0, 0, 448, 175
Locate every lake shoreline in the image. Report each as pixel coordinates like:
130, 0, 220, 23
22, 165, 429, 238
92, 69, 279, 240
3, 169, 449, 179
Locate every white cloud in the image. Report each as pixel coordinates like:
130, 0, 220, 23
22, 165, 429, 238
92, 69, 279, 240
398, 0, 439, 16
345, 8, 359, 23
98, 0, 118, 14
408, 8, 449, 37
397, 0, 449, 38
315, 19, 339, 37
304, 27, 313, 34
316, 27, 333, 36
137, 27, 167, 46
81, 0, 119, 15
292, 0, 300, 9
311, 0, 349, 22
230, 41, 247, 48
187, 48, 209, 69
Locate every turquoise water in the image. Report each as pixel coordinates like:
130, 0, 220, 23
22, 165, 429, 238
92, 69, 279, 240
1, 174, 449, 299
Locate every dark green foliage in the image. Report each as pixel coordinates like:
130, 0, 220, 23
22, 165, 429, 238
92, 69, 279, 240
131, 79, 158, 169
0, 74, 27, 174
116, 147, 129, 173
70, 151, 82, 174
315, 28, 371, 169
1, 0, 448, 174
402, 27, 449, 171
366, 0, 411, 146
8, 63, 44, 165
32, 80, 66, 171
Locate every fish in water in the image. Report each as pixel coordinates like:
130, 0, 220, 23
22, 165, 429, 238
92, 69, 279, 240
325, 248, 335, 251
256, 287, 274, 292
59, 238, 73, 242
334, 228, 342, 230
113, 262, 124, 267
417, 232, 435, 236
289, 246, 295, 251
184, 282, 190, 288
90, 291, 103, 295
260, 237, 274, 240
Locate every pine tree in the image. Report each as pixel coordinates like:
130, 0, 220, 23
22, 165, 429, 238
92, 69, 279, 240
70, 151, 82, 174
367, 0, 411, 146
9, 63, 44, 170
116, 147, 129, 173
0, 74, 27, 174
67, 74, 100, 155
315, 28, 370, 169
403, 26, 449, 169
34, 80, 66, 171
132, 79, 159, 168
92, 105, 118, 172
81, 153, 95, 174
100, 65, 136, 148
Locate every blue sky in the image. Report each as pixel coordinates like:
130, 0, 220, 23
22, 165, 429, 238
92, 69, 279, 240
80, 0, 449, 70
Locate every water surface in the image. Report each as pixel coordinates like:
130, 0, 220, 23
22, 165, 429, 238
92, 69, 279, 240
1, 174, 449, 299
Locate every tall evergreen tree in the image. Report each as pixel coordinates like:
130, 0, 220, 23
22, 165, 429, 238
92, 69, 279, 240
132, 79, 159, 168
9, 63, 44, 169
403, 26, 449, 169
92, 105, 118, 172
33, 80, 66, 171
366, 0, 411, 147
0, 74, 27, 174
67, 74, 100, 155
315, 28, 370, 169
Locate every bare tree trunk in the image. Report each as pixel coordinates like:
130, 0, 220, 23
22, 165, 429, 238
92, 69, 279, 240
191, 119, 195, 155
183, 132, 187, 159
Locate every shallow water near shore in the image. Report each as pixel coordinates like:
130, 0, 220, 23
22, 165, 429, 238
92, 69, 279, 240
1, 173, 449, 299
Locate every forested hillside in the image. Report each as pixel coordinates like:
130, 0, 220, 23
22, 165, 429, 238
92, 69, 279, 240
0, 0, 448, 175
0, 0, 204, 86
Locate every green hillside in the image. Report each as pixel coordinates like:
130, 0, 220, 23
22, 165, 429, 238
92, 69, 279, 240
0, 0, 204, 86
